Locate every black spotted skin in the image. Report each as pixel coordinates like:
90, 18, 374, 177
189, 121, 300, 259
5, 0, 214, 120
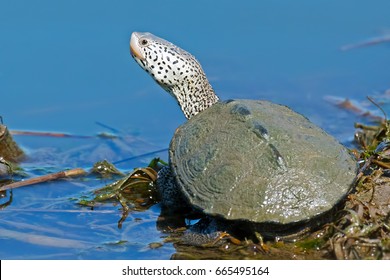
130, 32, 219, 119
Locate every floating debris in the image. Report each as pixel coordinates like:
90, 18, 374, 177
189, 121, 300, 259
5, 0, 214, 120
0, 121, 25, 162
321, 103, 390, 259
341, 34, 390, 51
79, 159, 162, 228
0, 168, 87, 191
324, 95, 386, 122
90, 159, 125, 178
149, 242, 163, 249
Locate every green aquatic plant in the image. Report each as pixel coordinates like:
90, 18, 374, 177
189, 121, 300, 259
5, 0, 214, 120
79, 158, 165, 228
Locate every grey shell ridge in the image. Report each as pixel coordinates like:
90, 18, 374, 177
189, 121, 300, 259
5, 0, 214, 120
170, 99, 357, 224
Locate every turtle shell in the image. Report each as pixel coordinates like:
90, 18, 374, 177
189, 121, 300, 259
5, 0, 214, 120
169, 99, 357, 225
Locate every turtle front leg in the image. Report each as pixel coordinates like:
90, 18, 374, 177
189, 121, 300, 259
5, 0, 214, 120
157, 166, 188, 212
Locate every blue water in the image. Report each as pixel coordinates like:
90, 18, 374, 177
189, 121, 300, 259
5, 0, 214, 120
0, 0, 389, 259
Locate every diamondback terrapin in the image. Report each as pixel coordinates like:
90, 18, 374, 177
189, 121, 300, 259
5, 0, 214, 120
130, 32, 357, 236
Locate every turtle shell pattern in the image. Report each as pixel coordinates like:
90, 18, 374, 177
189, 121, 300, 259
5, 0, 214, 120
169, 99, 357, 225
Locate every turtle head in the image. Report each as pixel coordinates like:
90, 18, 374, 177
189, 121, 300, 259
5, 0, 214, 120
130, 32, 219, 119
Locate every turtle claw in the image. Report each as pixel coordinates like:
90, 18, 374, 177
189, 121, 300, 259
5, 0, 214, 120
253, 232, 270, 253
202, 232, 241, 247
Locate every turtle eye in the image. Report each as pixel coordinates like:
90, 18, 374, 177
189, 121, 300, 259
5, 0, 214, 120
140, 38, 149, 46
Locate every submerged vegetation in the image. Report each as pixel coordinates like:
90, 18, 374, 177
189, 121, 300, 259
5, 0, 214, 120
79, 159, 160, 228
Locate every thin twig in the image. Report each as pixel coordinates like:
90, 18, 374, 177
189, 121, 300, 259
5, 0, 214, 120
371, 159, 390, 169
0, 168, 87, 191
10, 130, 92, 138
341, 35, 390, 51
367, 96, 388, 122
113, 148, 168, 164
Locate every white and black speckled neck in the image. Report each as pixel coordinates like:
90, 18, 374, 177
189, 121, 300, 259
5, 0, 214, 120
130, 32, 219, 119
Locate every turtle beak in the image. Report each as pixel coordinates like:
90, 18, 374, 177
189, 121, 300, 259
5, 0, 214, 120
130, 32, 145, 60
